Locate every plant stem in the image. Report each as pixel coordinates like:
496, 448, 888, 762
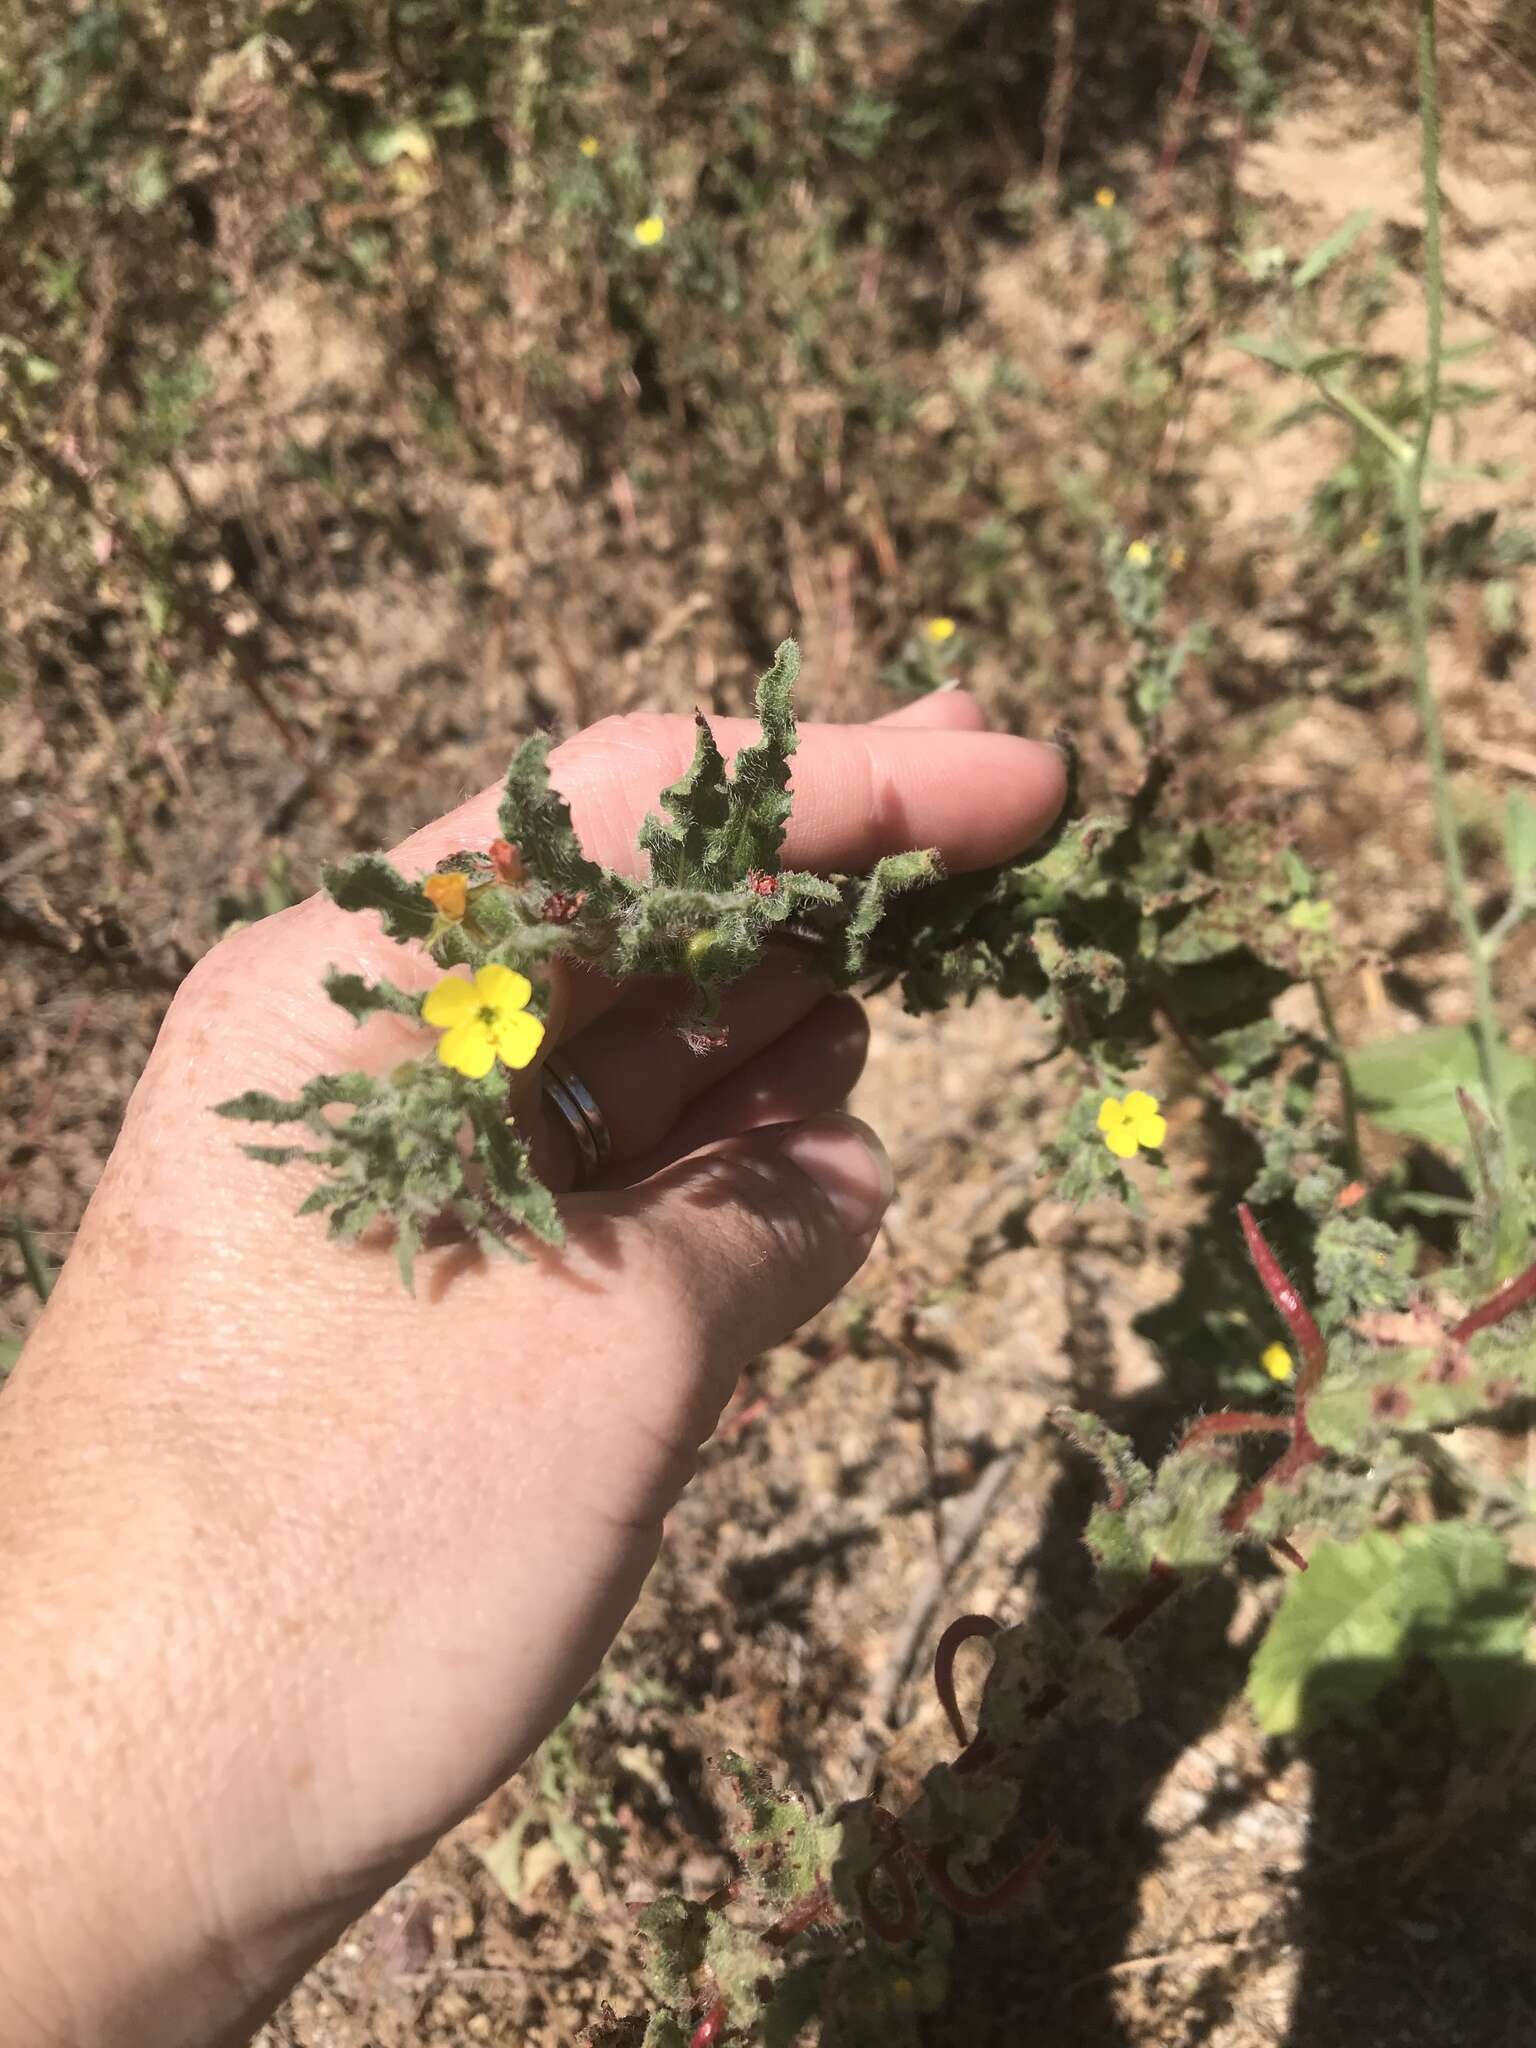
1311, 977, 1363, 1181
1399, 0, 1515, 1180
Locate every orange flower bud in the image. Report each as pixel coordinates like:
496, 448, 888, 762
423, 871, 469, 921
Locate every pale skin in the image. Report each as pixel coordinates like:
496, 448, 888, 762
0, 690, 1065, 2048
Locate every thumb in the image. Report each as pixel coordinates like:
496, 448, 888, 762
564, 1111, 894, 1400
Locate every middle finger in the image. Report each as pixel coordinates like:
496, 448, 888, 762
527, 949, 832, 1189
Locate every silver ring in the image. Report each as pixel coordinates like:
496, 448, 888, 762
540, 1055, 613, 1187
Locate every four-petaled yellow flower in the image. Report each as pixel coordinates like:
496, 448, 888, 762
578, 135, 600, 157
1361, 527, 1382, 553
1261, 1343, 1294, 1382
634, 214, 666, 246
924, 615, 957, 644
1097, 1090, 1167, 1160
423, 964, 545, 1080
1095, 187, 1116, 210
1125, 538, 1153, 567
423, 870, 469, 922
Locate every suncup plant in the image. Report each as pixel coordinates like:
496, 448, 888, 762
221, 5, 1536, 2040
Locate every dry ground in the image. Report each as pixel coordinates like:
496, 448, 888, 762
7, 10, 1536, 2046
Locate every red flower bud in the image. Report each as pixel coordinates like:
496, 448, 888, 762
489, 838, 526, 885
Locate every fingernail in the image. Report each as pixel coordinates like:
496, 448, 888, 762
776, 1111, 896, 1239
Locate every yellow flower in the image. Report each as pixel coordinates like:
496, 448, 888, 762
1095, 187, 1116, 210
1097, 1090, 1167, 1160
1361, 527, 1382, 553
1125, 538, 1153, 568
1169, 543, 1187, 572
422, 964, 545, 1080
578, 135, 600, 158
1261, 1343, 1294, 1382
423, 871, 469, 922
634, 214, 666, 246
924, 615, 958, 644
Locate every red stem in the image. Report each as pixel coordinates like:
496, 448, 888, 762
1451, 1258, 1536, 1342
764, 1883, 831, 1948
933, 1613, 1002, 1749
922, 1829, 1059, 1917
1156, 0, 1222, 198
1101, 1556, 1182, 1638
1177, 1410, 1291, 1448
857, 1840, 920, 1943
690, 1997, 728, 2048
1239, 1204, 1328, 1394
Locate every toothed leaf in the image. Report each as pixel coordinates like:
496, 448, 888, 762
498, 733, 606, 895
322, 854, 435, 941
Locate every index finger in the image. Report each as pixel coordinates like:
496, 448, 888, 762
392, 711, 1067, 877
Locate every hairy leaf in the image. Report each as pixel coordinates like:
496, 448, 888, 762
323, 969, 426, 1024
322, 854, 435, 941
498, 733, 606, 895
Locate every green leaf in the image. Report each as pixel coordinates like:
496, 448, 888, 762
361, 120, 433, 167
1292, 208, 1373, 290
1347, 1025, 1536, 1157
1398, 1524, 1536, 1736
478, 1812, 534, 1902
323, 854, 435, 943
1248, 1531, 1412, 1735
9, 1214, 53, 1302
498, 734, 606, 895
638, 641, 801, 889
639, 714, 732, 886
0, 1334, 23, 1381
323, 970, 426, 1023
844, 848, 941, 976
706, 637, 799, 879
1505, 791, 1536, 895
1249, 1525, 1536, 1737
643, 2017, 689, 2048
1230, 332, 1302, 374
466, 1092, 565, 1247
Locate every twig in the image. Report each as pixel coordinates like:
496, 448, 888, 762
1065, 1929, 1273, 1994
848, 1449, 1021, 1787
1040, 0, 1078, 190
1156, 1, 1223, 202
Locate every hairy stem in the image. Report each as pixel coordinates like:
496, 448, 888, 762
1399, 0, 1514, 1180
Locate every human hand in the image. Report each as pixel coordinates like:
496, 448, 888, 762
0, 690, 1064, 2048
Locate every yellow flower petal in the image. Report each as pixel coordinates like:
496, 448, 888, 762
1095, 187, 1116, 209
437, 1019, 497, 1078
1135, 1112, 1168, 1150
1097, 1096, 1128, 1132
1125, 539, 1153, 567
422, 974, 478, 1028
1261, 1344, 1294, 1382
925, 616, 957, 644
473, 963, 533, 1015
1122, 1090, 1160, 1120
491, 1009, 546, 1070
634, 214, 665, 246
1103, 1123, 1139, 1160
578, 135, 600, 157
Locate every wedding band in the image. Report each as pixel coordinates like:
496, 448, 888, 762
540, 1055, 613, 1186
